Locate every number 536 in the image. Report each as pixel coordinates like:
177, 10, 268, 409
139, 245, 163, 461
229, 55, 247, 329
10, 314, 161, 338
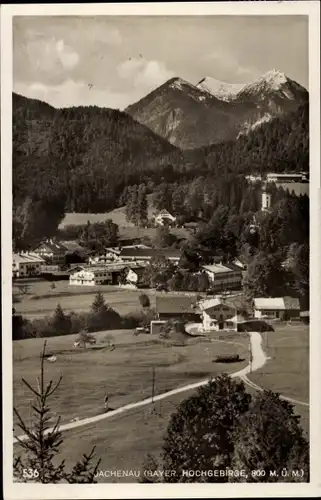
23, 468, 39, 479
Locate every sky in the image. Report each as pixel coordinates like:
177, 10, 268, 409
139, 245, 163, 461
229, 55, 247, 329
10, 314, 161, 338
13, 15, 309, 110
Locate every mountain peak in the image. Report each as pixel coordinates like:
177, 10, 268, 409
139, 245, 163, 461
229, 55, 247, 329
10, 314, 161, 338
166, 77, 197, 91
257, 69, 288, 87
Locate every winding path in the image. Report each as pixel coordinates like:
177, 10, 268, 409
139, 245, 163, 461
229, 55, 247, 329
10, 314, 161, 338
13, 331, 306, 444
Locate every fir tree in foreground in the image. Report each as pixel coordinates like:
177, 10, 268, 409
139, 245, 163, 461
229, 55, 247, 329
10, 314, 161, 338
13, 341, 101, 483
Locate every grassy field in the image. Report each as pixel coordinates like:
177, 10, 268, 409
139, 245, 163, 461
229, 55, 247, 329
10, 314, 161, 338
59, 195, 156, 229
13, 325, 310, 481
13, 329, 249, 428
248, 323, 309, 436
58, 194, 191, 241
13, 280, 155, 318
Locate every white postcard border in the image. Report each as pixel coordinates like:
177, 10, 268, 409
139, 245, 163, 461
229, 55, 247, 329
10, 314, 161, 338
1, 2, 320, 498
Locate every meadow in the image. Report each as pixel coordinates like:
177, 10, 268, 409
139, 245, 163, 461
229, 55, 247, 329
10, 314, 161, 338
58, 194, 191, 241
13, 280, 154, 319
13, 329, 249, 428
248, 323, 309, 436
13, 323, 310, 481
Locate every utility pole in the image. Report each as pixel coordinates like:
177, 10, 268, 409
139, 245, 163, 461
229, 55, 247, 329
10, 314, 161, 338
249, 339, 253, 373
151, 367, 156, 404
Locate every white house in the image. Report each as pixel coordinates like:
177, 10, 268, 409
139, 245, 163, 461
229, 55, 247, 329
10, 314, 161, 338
154, 209, 176, 226
69, 267, 112, 286
119, 267, 146, 289
89, 245, 152, 266
89, 248, 122, 265
198, 297, 237, 331
12, 253, 45, 278
202, 264, 242, 292
254, 297, 300, 320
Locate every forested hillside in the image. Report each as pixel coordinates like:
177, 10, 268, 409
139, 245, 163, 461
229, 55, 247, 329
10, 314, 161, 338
185, 103, 309, 176
13, 93, 180, 214
13, 93, 309, 249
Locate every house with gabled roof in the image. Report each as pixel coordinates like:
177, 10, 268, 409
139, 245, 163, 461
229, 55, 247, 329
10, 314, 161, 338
150, 295, 200, 334
154, 209, 176, 227
12, 252, 45, 278
33, 239, 67, 265
202, 263, 242, 292
253, 297, 300, 320
198, 297, 237, 331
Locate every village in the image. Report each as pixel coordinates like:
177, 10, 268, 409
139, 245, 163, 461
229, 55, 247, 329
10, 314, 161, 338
12, 180, 309, 337
7, 7, 316, 487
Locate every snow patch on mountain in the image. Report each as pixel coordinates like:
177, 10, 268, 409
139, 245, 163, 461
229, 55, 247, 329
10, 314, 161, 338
197, 77, 245, 101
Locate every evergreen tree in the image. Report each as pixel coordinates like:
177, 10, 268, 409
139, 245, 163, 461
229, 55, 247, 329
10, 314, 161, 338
14, 342, 100, 483
230, 390, 309, 482
91, 292, 107, 313
162, 375, 251, 482
88, 292, 121, 332
51, 304, 71, 335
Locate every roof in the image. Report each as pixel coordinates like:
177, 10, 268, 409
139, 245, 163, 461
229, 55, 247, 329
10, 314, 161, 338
104, 244, 152, 255
13, 253, 45, 264
156, 209, 175, 218
60, 240, 85, 253
120, 248, 181, 259
71, 262, 147, 274
254, 297, 300, 310
226, 314, 246, 323
267, 173, 303, 178
199, 297, 236, 313
199, 298, 222, 311
34, 240, 66, 253
202, 264, 238, 274
156, 295, 199, 315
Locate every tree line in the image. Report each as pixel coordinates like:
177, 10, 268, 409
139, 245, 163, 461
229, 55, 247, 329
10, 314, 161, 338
13, 93, 308, 250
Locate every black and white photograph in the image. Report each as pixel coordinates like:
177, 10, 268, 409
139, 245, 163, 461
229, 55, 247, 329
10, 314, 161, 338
1, 1, 320, 498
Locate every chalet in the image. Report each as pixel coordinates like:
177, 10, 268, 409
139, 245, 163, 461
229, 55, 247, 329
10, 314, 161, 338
89, 245, 152, 265
33, 240, 67, 265
154, 209, 176, 227
120, 267, 146, 289
69, 261, 147, 287
119, 247, 181, 265
69, 267, 113, 286
202, 264, 242, 292
199, 297, 237, 331
150, 295, 200, 334
12, 253, 45, 278
253, 297, 300, 321
89, 248, 123, 265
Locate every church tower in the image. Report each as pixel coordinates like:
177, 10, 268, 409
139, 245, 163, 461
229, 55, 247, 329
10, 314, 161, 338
261, 185, 271, 212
